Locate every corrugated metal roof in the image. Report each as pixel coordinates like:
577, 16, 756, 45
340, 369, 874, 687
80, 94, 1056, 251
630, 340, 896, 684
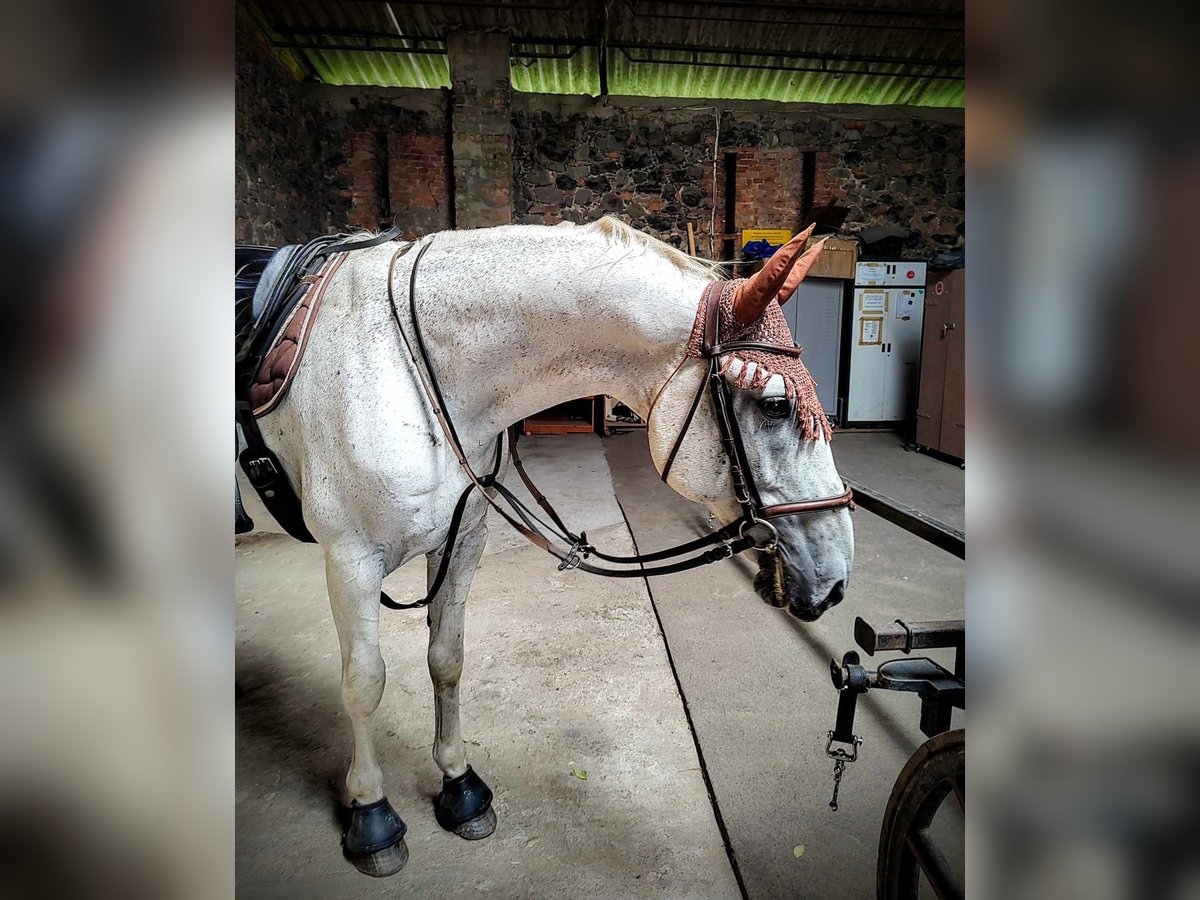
250, 0, 963, 107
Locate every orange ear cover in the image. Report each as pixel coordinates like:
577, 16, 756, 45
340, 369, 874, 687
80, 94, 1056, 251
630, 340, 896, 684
730, 223, 817, 325
777, 236, 830, 306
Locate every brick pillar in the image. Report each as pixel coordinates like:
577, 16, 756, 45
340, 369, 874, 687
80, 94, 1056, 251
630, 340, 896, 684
345, 130, 384, 230
448, 31, 512, 228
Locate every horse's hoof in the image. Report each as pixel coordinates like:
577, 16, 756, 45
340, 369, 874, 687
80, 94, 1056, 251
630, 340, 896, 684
345, 838, 409, 877
343, 796, 409, 877
435, 766, 495, 840
453, 805, 497, 841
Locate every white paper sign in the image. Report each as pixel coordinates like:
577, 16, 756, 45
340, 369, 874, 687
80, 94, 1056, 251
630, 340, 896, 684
860, 318, 881, 345
861, 292, 886, 312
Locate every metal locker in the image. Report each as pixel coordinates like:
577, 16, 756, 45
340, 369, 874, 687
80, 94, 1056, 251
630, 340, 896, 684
783, 277, 843, 417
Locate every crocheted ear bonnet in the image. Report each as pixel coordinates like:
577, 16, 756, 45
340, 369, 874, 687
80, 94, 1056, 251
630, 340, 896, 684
685, 280, 832, 442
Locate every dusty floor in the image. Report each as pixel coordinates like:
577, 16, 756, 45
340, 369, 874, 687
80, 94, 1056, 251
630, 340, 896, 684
236, 431, 963, 898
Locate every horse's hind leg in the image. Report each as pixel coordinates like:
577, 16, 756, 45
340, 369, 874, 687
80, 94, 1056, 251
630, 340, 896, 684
325, 541, 409, 877
426, 517, 498, 840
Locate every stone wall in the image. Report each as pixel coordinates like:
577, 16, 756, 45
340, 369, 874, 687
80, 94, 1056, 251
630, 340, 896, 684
235, 13, 326, 245
512, 97, 964, 260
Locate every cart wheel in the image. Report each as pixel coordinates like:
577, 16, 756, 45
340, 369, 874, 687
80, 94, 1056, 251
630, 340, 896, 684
877, 729, 964, 900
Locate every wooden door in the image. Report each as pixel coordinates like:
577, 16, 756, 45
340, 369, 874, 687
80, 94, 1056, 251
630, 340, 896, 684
915, 282, 950, 448
939, 272, 965, 458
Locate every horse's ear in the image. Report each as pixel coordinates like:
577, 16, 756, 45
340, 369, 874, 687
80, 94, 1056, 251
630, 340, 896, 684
777, 236, 830, 306
731, 224, 817, 325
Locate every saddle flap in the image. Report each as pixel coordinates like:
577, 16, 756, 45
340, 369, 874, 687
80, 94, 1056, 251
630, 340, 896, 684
250, 244, 300, 326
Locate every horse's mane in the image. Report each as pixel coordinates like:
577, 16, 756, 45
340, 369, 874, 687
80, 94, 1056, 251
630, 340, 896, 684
587, 216, 727, 281
348, 219, 725, 281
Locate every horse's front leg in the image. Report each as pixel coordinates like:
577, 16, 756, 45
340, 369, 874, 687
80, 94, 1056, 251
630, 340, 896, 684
426, 515, 498, 840
325, 540, 410, 877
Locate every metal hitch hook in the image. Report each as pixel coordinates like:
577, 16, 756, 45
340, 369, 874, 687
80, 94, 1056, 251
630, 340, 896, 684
825, 731, 863, 763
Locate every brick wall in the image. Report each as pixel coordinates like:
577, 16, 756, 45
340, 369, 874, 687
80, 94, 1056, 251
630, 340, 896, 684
344, 131, 385, 230
388, 133, 450, 235
315, 90, 452, 239
729, 148, 806, 236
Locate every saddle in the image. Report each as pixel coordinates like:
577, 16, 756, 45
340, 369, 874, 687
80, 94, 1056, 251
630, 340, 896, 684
235, 228, 401, 540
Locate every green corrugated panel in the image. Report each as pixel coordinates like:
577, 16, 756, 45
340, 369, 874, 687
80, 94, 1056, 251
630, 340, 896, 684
258, 0, 962, 106
511, 48, 599, 95
314, 48, 450, 87
607, 54, 962, 106
294, 47, 959, 106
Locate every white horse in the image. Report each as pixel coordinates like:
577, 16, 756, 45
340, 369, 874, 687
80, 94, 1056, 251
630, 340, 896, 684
245, 217, 854, 875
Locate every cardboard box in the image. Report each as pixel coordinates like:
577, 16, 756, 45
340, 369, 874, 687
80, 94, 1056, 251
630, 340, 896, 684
808, 237, 858, 280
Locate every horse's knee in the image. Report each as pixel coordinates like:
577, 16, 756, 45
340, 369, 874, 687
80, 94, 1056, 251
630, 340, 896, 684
427, 641, 463, 688
343, 651, 386, 717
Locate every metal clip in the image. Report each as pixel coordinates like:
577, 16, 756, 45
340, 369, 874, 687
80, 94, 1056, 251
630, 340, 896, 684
825, 732, 862, 812
825, 731, 863, 764
829, 758, 847, 810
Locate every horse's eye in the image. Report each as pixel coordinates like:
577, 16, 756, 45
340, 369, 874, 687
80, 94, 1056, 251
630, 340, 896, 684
760, 397, 791, 420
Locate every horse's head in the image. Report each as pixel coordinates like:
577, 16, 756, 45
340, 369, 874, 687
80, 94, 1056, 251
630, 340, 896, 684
649, 228, 854, 621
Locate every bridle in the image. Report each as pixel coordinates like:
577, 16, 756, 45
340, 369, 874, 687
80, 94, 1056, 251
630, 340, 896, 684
655, 281, 855, 552
378, 239, 854, 611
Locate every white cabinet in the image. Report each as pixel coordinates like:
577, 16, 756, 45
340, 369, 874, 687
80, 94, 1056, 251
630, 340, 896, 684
846, 287, 925, 424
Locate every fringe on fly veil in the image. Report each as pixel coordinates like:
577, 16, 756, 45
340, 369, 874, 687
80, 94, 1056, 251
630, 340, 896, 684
686, 280, 833, 442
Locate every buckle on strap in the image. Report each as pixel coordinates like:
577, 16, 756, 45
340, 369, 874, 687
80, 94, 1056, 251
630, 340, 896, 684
557, 532, 591, 571
244, 455, 281, 488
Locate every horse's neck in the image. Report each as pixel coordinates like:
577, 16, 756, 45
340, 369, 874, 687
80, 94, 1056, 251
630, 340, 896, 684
415, 229, 709, 438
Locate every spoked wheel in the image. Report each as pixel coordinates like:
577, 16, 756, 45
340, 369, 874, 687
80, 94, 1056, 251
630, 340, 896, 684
877, 729, 965, 900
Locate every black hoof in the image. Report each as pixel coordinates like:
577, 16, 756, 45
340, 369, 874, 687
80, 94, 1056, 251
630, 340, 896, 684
452, 806, 497, 840
344, 797, 409, 877
435, 766, 496, 840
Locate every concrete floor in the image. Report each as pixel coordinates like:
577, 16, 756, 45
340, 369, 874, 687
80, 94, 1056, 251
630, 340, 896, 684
236, 431, 963, 898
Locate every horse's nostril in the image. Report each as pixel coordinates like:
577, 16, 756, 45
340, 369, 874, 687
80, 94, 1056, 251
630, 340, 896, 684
826, 580, 846, 608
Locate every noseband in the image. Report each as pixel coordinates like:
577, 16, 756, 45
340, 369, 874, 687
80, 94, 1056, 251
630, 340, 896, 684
379, 240, 853, 610
655, 282, 855, 549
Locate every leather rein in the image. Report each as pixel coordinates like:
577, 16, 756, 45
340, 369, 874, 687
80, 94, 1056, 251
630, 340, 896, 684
380, 239, 853, 610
